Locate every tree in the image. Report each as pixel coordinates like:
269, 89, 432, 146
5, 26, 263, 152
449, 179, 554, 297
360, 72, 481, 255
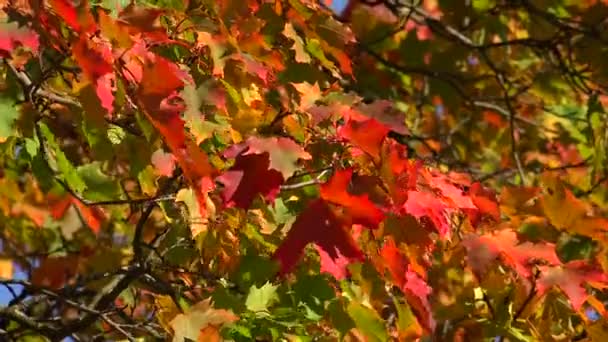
1, 0, 608, 340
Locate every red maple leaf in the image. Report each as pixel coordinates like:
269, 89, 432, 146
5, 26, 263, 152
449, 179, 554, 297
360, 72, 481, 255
339, 117, 389, 159
380, 238, 434, 331
48, 0, 96, 33
95, 74, 115, 115
273, 199, 364, 277
423, 172, 476, 211
50, 195, 106, 234
538, 261, 608, 311
316, 245, 352, 280
136, 56, 214, 220
468, 182, 501, 224
320, 169, 385, 228
463, 229, 560, 278
216, 136, 312, 209
0, 23, 39, 56
217, 153, 283, 209
403, 190, 451, 238
32, 256, 79, 289
138, 58, 185, 99
72, 37, 113, 82
71, 37, 115, 115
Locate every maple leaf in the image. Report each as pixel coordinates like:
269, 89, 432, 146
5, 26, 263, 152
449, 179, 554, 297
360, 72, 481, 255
70, 198, 104, 234
48, 0, 96, 33
98, 11, 132, 49
463, 229, 560, 278
354, 100, 409, 135
32, 256, 79, 289
469, 182, 500, 222
197, 31, 227, 77
379, 238, 434, 331
135, 56, 214, 228
403, 190, 450, 238
138, 58, 185, 100
538, 261, 608, 311
339, 117, 389, 159
11, 202, 48, 227
175, 187, 213, 238
95, 73, 115, 115
232, 54, 272, 85
380, 238, 409, 287
118, 4, 164, 32
71, 37, 113, 82
0, 259, 13, 280
320, 169, 385, 228
71, 37, 115, 115
170, 298, 238, 342
151, 149, 176, 177
316, 245, 352, 280
217, 153, 283, 209
240, 136, 312, 179
499, 186, 542, 217
245, 282, 279, 312
540, 173, 608, 240
217, 136, 311, 209
0, 22, 39, 56
324, 43, 353, 75
273, 199, 364, 276
50, 195, 106, 234
423, 172, 476, 211
292, 82, 322, 111
283, 23, 311, 63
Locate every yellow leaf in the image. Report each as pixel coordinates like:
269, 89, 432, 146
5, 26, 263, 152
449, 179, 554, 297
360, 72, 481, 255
0, 259, 13, 279
155, 295, 180, 334
176, 188, 213, 238
170, 298, 238, 342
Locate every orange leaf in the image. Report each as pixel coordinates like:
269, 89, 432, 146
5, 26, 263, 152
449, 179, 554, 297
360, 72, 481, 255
339, 118, 389, 159
320, 169, 385, 228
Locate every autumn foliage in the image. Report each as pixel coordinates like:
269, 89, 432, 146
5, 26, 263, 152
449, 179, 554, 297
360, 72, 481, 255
3, 0, 608, 340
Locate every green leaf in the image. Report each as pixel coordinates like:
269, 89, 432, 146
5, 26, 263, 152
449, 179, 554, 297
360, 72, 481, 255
212, 284, 246, 313
78, 84, 112, 159
107, 125, 126, 145
0, 96, 20, 141
76, 162, 122, 201
473, 0, 495, 11
556, 234, 596, 262
347, 302, 388, 342
38, 123, 87, 193
245, 282, 279, 313
292, 274, 335, 317
305, 38, 337, 74
234, 254, 278, 289
328, 299, 355, 337
137, 165, 157, 196
393, 298, 421, 339
100, 0, 131, 17
506, 326, 534, 342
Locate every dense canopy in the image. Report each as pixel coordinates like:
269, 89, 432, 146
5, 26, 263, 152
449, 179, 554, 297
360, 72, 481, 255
2, 0, 608, 340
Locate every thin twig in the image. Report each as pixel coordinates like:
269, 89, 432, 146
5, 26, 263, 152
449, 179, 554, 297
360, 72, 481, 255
280, 169, 331, 190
